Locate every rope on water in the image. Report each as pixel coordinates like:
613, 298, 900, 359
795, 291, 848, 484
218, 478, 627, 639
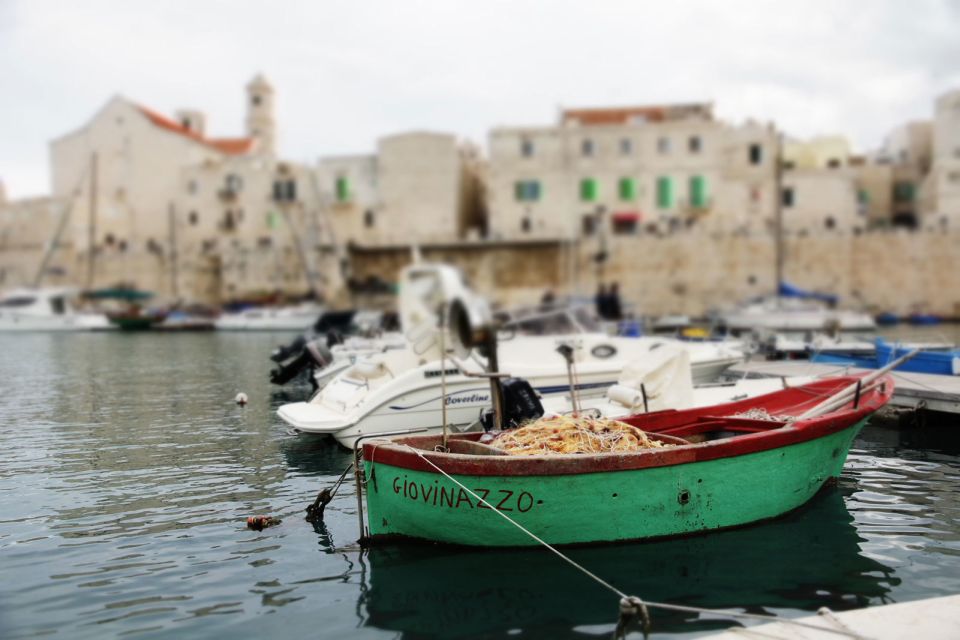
400, 444, 873, 640
305, 463, 353, 523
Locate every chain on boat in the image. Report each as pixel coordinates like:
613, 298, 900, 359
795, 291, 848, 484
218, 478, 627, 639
395, 444, 874, 640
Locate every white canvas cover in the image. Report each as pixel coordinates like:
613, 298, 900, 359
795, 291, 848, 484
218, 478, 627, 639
609, 343, 695, 411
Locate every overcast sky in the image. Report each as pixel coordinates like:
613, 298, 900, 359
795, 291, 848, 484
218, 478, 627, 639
2, 0, 959, 198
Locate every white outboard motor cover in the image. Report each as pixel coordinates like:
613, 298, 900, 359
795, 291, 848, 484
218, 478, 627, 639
610, 344, 695, 412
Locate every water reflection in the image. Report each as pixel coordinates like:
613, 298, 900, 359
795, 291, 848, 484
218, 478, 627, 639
358, 488, 897, 639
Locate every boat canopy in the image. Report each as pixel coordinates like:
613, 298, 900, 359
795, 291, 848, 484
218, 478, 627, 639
777, 281, 838, 305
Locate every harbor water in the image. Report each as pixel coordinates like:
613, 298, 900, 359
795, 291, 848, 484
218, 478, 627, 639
1, 331, 959, 639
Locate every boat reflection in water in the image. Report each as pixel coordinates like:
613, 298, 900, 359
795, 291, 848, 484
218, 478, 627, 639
358, 487, 898, 639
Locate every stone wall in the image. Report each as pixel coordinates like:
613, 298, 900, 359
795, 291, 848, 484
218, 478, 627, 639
344, 229, 960, 318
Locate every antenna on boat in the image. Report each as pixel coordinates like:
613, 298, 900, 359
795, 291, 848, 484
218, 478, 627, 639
439, 305, 449, 450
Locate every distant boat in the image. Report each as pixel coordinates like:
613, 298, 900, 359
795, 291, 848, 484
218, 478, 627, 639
908, 312, 942, 326
717, 283, 876, 335
214, 302, 325, 331
813, 338, 960, 376
875, 312, 900, 326
0, 287, 112, 332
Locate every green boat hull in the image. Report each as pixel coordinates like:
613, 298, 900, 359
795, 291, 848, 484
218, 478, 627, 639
364, 418, 866, 547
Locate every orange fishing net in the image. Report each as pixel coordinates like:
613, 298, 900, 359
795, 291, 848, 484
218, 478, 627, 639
491, 415, 670, 455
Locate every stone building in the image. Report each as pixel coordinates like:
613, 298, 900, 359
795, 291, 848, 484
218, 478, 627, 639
486, 104, 779, 240
0, 74, 336, 303
315, 132, 485, 247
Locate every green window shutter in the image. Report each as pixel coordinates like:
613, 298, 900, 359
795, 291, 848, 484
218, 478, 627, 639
530, 181, 541, 201
858, 189, 869, 205
581, 178, 597, 202
657, 177, 673, 208
618, 177, 635, 201
690, 176, 707, 208
515, 181, 525, 201
335, 177, 350, 202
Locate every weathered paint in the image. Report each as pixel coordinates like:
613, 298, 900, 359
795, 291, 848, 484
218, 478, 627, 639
364, 419, 865, 546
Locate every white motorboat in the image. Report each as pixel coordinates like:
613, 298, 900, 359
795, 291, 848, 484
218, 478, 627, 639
540, 343, 814, 418
215, 302, 325, 331
277, 263, 743, 448
718, 295, 876, 335
0, 287, 112, 331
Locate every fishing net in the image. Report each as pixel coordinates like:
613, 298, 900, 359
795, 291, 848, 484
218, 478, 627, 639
491, 415, 671, 456
728, 408, 796, 422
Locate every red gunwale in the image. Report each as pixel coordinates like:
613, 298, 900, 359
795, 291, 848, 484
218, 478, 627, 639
363, 376, 892, 477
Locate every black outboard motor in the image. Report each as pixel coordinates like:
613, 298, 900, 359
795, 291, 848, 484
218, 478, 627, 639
269, 340, 334, 387
271, 334, 308, 363
480, 378, 544, 432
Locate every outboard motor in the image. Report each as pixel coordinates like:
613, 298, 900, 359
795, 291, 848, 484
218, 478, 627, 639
269, 340, 334, 387
480, 378, 544, 432
271, 334, 308, 363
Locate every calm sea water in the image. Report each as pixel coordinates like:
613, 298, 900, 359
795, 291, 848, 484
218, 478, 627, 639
1, 331, 959, 639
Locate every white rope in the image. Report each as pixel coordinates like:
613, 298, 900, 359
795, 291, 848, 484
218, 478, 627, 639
397, 444, 870, 639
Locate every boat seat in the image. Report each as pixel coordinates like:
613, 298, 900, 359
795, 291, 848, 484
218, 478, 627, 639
659, 416, 787, 442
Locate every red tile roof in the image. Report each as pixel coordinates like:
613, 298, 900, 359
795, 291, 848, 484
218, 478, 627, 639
563, 103, 713, 126
136, 105, 255, 155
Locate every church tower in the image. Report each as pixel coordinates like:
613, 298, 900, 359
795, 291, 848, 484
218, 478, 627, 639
246, 74, 275, 156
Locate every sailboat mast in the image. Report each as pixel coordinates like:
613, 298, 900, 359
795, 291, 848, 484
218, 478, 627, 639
773, 131, 784, 302
168, 202, 179, 299
86, 152, 98, 289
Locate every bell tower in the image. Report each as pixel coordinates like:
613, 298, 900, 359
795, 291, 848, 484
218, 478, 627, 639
246, 73, 275, 156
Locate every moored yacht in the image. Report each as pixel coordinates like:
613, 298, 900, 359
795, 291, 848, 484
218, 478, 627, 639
0, 287, 112, 331
277, 263, 743, 448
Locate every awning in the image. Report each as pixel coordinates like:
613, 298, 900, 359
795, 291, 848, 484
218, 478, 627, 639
612, 211, 642, 223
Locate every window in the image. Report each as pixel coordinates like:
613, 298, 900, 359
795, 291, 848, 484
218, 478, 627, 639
521, 217, 532, 233
521, 139, 534, 157
827, 158, 841, 169
285, 180, 296, 201
225, 174, 243, 192
857, 190, 869, 205
580, 178, 598, 202
581, 139, 595, 156
689, 136, 701, 153
514, 181, 541, 202
749, 144, 763, 165
618, 177, 636, 201
656, 177, 673, 208
689, 176, 707, 208
893, 182, 915, 203
188, 211, 199, 226
657, 137, 670, 154
274, 179, 297, 202
782, 187, 795, 207
824, 216, 836, 230
364, 210, 375, 228
251, 94, 262, 106
620, 138, 633, 155
335, 177, 350, 202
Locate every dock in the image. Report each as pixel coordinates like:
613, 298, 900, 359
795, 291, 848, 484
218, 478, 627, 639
727, 359, 960, 415
703, 593, 960, 639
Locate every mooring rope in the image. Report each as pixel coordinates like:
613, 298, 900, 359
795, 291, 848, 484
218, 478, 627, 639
399, 444, 872, 639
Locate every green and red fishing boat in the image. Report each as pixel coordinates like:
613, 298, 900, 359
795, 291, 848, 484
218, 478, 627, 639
359, 375, 894, 547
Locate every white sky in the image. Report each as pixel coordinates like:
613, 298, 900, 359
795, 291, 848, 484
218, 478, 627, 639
2, 0, 959, 198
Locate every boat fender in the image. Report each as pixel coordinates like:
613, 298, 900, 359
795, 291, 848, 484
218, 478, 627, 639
607, 384, 643, 409
235, 392, 248, 406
